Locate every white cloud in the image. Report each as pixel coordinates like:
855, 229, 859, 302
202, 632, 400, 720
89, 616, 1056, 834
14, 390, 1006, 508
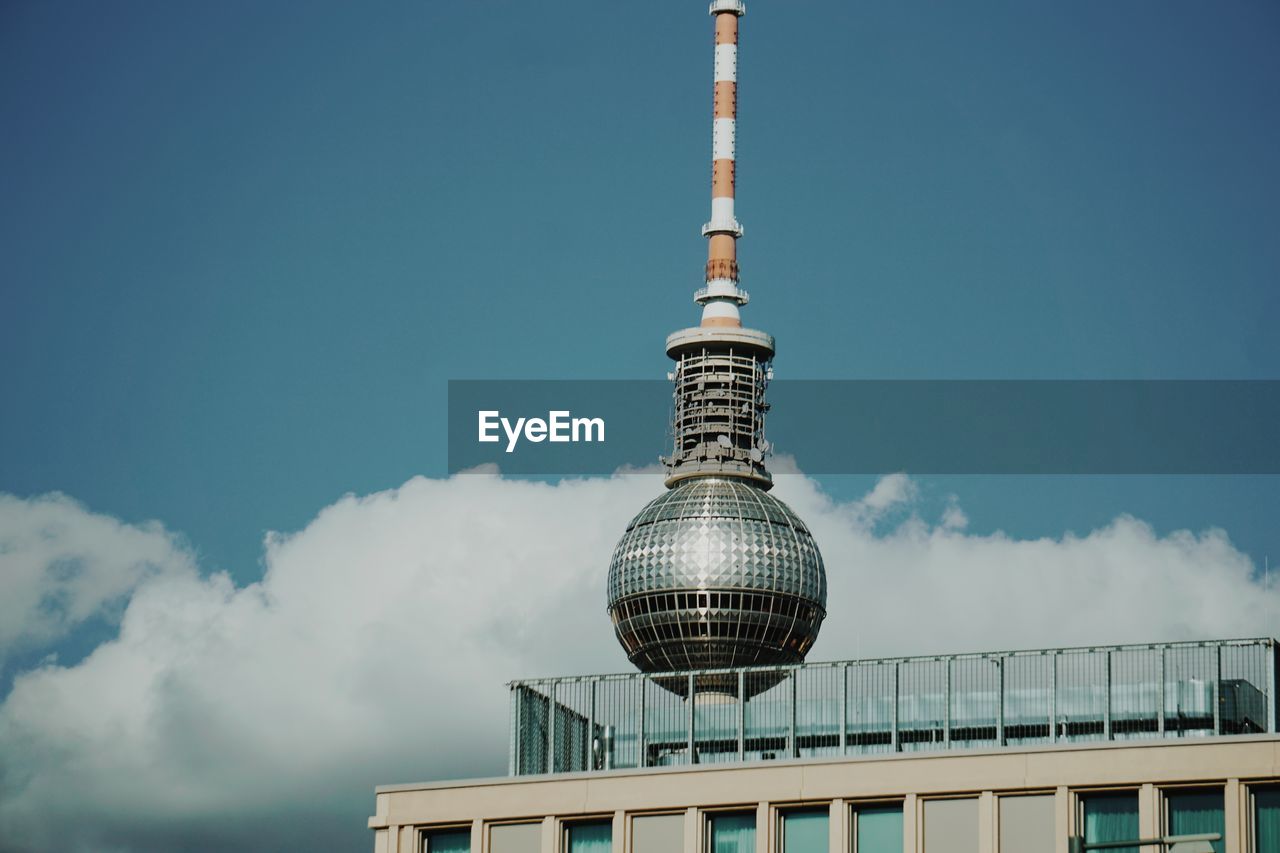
858, 472, 916, 516
769, 474, 1278, 659
0, 472, 1276, 852
0, 493, 196, 663
940, 495, 969, 530
0, 473, 654, 852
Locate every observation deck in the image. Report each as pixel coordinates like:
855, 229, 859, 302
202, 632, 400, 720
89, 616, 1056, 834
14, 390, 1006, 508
508, 637, 1277, 776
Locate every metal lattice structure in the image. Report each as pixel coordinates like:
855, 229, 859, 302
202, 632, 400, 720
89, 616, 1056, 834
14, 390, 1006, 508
664, 342, 773, 487
509, 638, 1278, 776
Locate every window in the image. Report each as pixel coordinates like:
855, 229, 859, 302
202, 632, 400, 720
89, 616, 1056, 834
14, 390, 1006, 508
633, 814, 683, 853
709, 812, 756, 853
490, 823, 541, 853
1166, 790, 1223, 853
852, 804, 903, 853
565, 820, 612, 853
923, 799, 978, 853
423, 828, 470, 853
780, 808, 828, 852
1080, 792, 1139, 853
999, 795, 1054, 853
1256, 786, 1280, 853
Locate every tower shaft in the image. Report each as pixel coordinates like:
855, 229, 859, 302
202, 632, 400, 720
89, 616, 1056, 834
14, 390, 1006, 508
699, 1, 749, 329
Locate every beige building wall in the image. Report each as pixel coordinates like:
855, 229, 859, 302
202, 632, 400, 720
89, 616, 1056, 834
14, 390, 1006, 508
374, 735, 1280, 853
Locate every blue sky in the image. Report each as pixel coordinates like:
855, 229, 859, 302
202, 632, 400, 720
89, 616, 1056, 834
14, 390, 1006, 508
2, 3, 1279, 850
4, 0, 1277, 582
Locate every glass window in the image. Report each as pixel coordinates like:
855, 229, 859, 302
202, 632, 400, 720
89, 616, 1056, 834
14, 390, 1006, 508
491, 823, 541, 853
1256, 787, 1280, 853
781, 808, 829, 853
709, 812, 756, 853
1080, 792, 1139, 853
999, 795, 1054, 853
633, 814, 684, 853
423, 828, 470, 853
565, 820, 612, 853
924, 799, 978, 853
853, 804, 903, 853
1166, 790, 1223, 853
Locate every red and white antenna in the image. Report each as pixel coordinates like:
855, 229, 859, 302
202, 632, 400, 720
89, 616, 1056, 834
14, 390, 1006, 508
698, 0, 749, 329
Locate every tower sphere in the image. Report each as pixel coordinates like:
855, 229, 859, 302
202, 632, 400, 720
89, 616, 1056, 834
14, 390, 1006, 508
607, 477, 827, 675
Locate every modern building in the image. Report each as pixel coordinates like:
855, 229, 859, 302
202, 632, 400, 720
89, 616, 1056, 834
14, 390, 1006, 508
372, 638, 1280, 853
373, 4, 1280, 852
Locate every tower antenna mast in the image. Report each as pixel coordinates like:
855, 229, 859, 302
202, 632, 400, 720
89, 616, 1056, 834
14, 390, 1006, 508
699, 0, 749, 329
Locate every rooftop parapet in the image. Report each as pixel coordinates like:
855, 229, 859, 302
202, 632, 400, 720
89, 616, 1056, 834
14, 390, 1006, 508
509, 637, 1277, 776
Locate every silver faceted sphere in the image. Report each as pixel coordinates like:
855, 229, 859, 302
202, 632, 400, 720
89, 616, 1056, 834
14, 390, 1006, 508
607, 477, 827, 677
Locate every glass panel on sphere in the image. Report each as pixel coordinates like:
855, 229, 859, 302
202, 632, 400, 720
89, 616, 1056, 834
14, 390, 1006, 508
854, 804, 903, 853
709, 813, 756, 853
1166, 790, 1224, 853
1081, 792, 1139, 853
782, 808, 828, 853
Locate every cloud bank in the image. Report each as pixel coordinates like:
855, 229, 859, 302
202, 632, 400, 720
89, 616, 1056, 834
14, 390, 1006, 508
0, 470, 1276, 852
0, 493, 196, 665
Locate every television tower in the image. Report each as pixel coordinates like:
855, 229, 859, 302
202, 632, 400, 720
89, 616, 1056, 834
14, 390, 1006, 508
606, 1, 827, 691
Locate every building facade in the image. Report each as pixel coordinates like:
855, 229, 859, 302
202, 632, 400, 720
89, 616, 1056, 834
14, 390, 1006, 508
370, 639, 1280, 853
371, 735, 1280, 853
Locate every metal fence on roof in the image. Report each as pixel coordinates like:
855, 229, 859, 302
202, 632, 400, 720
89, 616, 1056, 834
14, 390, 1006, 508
508, 638, 1277, 776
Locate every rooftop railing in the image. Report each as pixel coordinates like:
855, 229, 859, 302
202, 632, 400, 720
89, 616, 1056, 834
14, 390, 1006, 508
508, 637, 1277, 776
